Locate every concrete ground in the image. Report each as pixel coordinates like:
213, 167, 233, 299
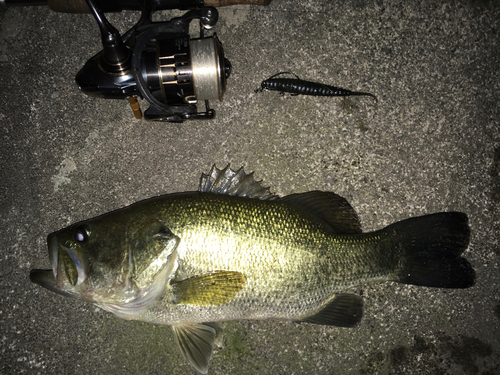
1, 0, 499, 374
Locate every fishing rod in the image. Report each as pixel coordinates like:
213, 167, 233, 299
1, 0, 272, 122
0, 0, 271, 13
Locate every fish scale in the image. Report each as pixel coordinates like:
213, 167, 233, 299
146, 193, 405, 322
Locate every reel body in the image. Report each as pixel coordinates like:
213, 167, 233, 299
75, 2, 231, 122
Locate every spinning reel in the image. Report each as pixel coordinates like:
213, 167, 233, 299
79, 1, 229, 122
2, 0, 273, 122
78, 1, 231, 122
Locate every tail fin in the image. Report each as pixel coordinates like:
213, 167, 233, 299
388, 212, 475, 288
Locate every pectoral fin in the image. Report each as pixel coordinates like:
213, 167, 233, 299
172, 322, 220, 374
172, 270, 246, 306
298, 294, 363, 327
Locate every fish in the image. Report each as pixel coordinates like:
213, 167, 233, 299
30, 165, 475, 373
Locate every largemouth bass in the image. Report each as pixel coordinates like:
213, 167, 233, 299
31, 165, 475, 373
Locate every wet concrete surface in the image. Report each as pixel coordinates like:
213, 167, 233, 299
1, 0, 499, 374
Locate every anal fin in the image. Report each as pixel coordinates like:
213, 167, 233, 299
298, 294, 363, 327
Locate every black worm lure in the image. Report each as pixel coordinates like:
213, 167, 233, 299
257, 72, 377, 101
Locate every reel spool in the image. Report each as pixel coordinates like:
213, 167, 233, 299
134, 33, 231, 121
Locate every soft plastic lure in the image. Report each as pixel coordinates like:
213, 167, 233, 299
258, 72, 377, 101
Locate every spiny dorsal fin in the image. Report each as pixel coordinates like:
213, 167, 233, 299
297, 294, 363, 327
279, 191, 362, 234
199, 164, 278, 200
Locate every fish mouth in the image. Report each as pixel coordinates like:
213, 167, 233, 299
29, 268, 76, 298
29, 232, 61, 293
29, 232, 84, 299
48, 231, 88, 287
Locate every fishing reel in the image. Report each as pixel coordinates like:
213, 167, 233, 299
72, 0, 230, 122
2, 0, 274, 121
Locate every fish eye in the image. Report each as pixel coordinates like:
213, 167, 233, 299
75, 225, 91, 242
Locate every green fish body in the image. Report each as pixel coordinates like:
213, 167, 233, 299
31, 165, 475, 373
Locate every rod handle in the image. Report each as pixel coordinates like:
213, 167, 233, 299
47, 0, 272, 13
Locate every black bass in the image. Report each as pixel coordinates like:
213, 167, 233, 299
30, 165, 475, 373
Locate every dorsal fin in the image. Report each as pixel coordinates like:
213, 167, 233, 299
199, 164, 278, 200
279, 191, 362, 234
